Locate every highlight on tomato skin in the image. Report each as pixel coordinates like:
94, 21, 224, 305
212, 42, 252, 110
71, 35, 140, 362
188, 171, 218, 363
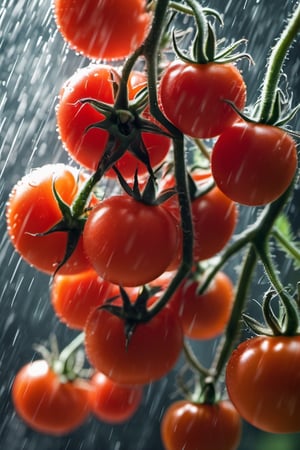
12, 360, 91, 436
89, 372, 143, 424
160, 399, 242, 450
53, 0, 152, 61
6, 164, 92, 275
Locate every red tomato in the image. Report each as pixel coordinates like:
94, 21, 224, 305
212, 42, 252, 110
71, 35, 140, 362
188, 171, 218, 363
226, 336, 300, 433
51, 270, 114, 330
161, 172, 237, 267
83, 195, 179, 286
89, 372, 143, 424
161, 400, 242, 450
53, 0, 151, 60
56, 65, 171, 177
211, 121, 298, 206
159, 60, 246, 138
6, 164, 92, 275
172, 271, 234, 340
12, 360, 90, 435
84, 306, 183, 385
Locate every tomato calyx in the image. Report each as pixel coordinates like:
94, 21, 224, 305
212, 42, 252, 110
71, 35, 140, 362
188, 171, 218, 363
171, 0, 251, 65
34, 333, 89, 383
114, 165, 176, 206
99, 285, 162, 348
243, 288, 300, 337
78, 96, 172, 179
28, 180, 87, 275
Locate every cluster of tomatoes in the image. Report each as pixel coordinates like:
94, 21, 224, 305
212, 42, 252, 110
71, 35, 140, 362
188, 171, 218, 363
5, 0, 300, 449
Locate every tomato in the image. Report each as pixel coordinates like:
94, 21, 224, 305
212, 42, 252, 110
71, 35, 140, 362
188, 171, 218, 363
226, 335, 300, 433
161, 400, 242, 450
159, 60, 246, 138
6, 164, 92, 275
161, 171, 237, 267
56, 65, 171, 177
89, 372, 143, 424
83, 195, 179, 286
211, 121, 298, 206
53, 0, 151, 60
172, 271, 234, 340
12, 360, 90, 435
51, 270, 114, 330
84, 306, 183, 385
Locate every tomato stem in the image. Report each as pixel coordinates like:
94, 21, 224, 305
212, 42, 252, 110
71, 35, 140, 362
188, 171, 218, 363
58, 332, 85, 366
258, 2, 300, 123
208, 186, 294, 379
211, 244, 257, 379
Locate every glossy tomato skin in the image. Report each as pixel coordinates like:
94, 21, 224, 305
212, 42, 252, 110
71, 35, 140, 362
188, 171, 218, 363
89, 372, 143, 424
161, 400, 242, 450
6, 164, 91, 275
57, 65, 170, 177
12, 360, 91, 435
159, 60, 246, 138
172, 271, 234, 340
83, 195, 179, 287
54, 0, 151, 60
84, 306, 183, 385
161, 172, 237, 267
51, 270, 114, 330
226, 336, 300, 433
211, 121, 298, 206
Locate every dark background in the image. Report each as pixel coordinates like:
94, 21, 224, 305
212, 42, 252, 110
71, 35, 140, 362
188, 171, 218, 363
1, 1, 300, 448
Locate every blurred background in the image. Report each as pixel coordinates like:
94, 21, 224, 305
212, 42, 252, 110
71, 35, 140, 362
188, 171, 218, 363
1, 0, 300, 448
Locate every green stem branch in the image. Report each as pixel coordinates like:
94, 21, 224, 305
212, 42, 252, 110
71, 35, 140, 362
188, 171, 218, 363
258, 2, 300, 122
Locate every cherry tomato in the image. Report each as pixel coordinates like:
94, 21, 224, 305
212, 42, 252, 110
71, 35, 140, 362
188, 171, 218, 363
84, 306, 183, 385
12, 360, 90, 435
161, 400, 242, 450
53, 0, 151, 60
211, 121, 298, 206
56, 65, 171, 177
83, 195, 179, 286
226, 335, 300, 433
161, 171, 237, 267
89, 372, 143, 424
159, 60, 246, 138
172, 271, 234, 340
6, 164, 92, 275
51, 270, 114, 330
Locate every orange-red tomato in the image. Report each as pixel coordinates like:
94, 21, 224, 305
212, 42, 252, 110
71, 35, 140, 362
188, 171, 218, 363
6, 164, 92, 275
83, 195, 179, 286
172, 271, 234, 339
89, 372, 143, 424
159, 60, 246, 138
161, 400, 242, 450
56, 65, 171, 178
53, 0, 152, 60
51, 270, 114, 329
211, 121, 298, 206
84, 306, 183, 385
226, 336, 300, 433
12, 360, 91, 435
161, 171, 237, 267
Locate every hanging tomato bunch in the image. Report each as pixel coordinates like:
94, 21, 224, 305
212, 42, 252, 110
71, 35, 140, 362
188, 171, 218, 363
6, 0, 300, 448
